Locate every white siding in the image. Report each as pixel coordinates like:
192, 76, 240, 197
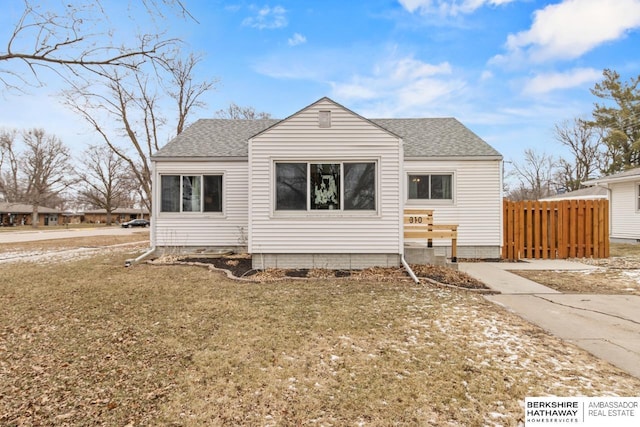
249, 99, 402, 254
609, 181, 640, 240
152, 161, 249, 247
403, 159, 502, 247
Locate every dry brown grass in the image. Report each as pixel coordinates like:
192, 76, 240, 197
2, 247, 639, 426
514, 243, 640, 295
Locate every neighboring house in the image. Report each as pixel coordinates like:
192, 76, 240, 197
151, 97, 503, 269
584, 167, 640, 243
539, 186, 608, 201
83, 208, 150, 224
0, 202, 61, 226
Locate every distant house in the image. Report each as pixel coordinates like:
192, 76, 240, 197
150, 97, 503, 269
83, 208, 150, 224
539, 186, 608, 201
0, 202, 61, 226
584, 167, 640, 243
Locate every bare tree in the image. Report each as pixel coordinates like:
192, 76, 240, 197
0, 0, 193, 90
75, 145, 137, 225
215, 102, 272, 120
553, 118, 604, 192
0, 128, 73, 226
62, 52, 215, 211
0, 129, 23, 202
507, 149, 558, 200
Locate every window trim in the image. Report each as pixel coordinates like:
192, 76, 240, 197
405, 171, 455, 205
159, 173, 224, 214
272, 159, 379, 216
637, 183, 640, 212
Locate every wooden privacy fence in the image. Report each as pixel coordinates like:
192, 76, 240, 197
502, 199, 609, 260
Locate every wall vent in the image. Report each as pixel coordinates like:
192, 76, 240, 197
319, 110, 331, 128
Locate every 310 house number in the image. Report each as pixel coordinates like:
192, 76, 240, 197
408, 216, 425, 224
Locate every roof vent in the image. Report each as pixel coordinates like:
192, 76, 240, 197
319, 110, 331, 128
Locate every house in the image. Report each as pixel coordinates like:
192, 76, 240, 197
539, 186, 608, 201
584, 167, 640, 243
83, 208, 150, 224
0, 202, 61, 226
151, 97, 503, 269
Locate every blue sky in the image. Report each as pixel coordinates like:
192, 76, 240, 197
2, 0, 640, 174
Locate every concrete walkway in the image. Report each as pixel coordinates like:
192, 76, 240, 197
459, 260, 640, 379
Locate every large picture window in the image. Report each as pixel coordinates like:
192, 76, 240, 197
408, 174, 452, 200
161, 174, 223, 213
275, 162, 376, 211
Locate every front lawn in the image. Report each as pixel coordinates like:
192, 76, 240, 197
1, 249, 638, 426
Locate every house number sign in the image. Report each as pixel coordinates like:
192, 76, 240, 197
408, 216, 425, 224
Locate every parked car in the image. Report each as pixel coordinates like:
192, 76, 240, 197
121, 219, 150, 228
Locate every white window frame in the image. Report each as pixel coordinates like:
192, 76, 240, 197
272, 159, 379, 216
637, 183, 640, 212
405, 171, 456, 205
159, 173, 224, 214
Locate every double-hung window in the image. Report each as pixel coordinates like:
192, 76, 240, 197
161, 175, 222, 213
408, 174, 453, 200
275, 162, 376, 211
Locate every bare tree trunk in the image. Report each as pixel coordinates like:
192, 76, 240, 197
31, 204, 39, 228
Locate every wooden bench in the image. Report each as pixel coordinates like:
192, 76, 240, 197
403, 209, 458, 262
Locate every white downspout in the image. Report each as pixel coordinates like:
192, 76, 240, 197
398, 136, 419, 283
401, 255, 420, 284
595, 183, 613, 236
125, 246, 156, 267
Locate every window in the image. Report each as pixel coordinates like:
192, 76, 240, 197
408, 174, 452, 200
275, 162, 376, 211
161, 174, 222, 213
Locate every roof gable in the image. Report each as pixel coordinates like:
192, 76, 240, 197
251, 97, 401, 140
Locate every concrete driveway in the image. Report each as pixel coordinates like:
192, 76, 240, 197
0, 226, 148, 244
459, 260, 640, 379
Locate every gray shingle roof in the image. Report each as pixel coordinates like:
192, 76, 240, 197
153, 117, 501, 159
584, 166, 640, 185
371, 118, 501, 158
539, 186, 608, 201
154, 119, 278, 158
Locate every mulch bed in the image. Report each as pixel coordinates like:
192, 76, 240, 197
179, 255, 489, 290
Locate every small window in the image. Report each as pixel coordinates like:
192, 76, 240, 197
160, 174, 223, 213
204, 175, 223, 212
408, 174, 452, 200
182, 176, 201, 212
276, 163, 307, 210
311, 163, 340, 210
344, 163, 376, 210
637, 184, 640, 211
161, 176, 180, 212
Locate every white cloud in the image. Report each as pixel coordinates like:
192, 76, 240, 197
330, 55, 465, 116
288, 33, 307, 46
398, 0, 516, 16
242, 5, 287, 30
480, 70, 494, 81
522, 68, 601, 95
501, 0, 640, 63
